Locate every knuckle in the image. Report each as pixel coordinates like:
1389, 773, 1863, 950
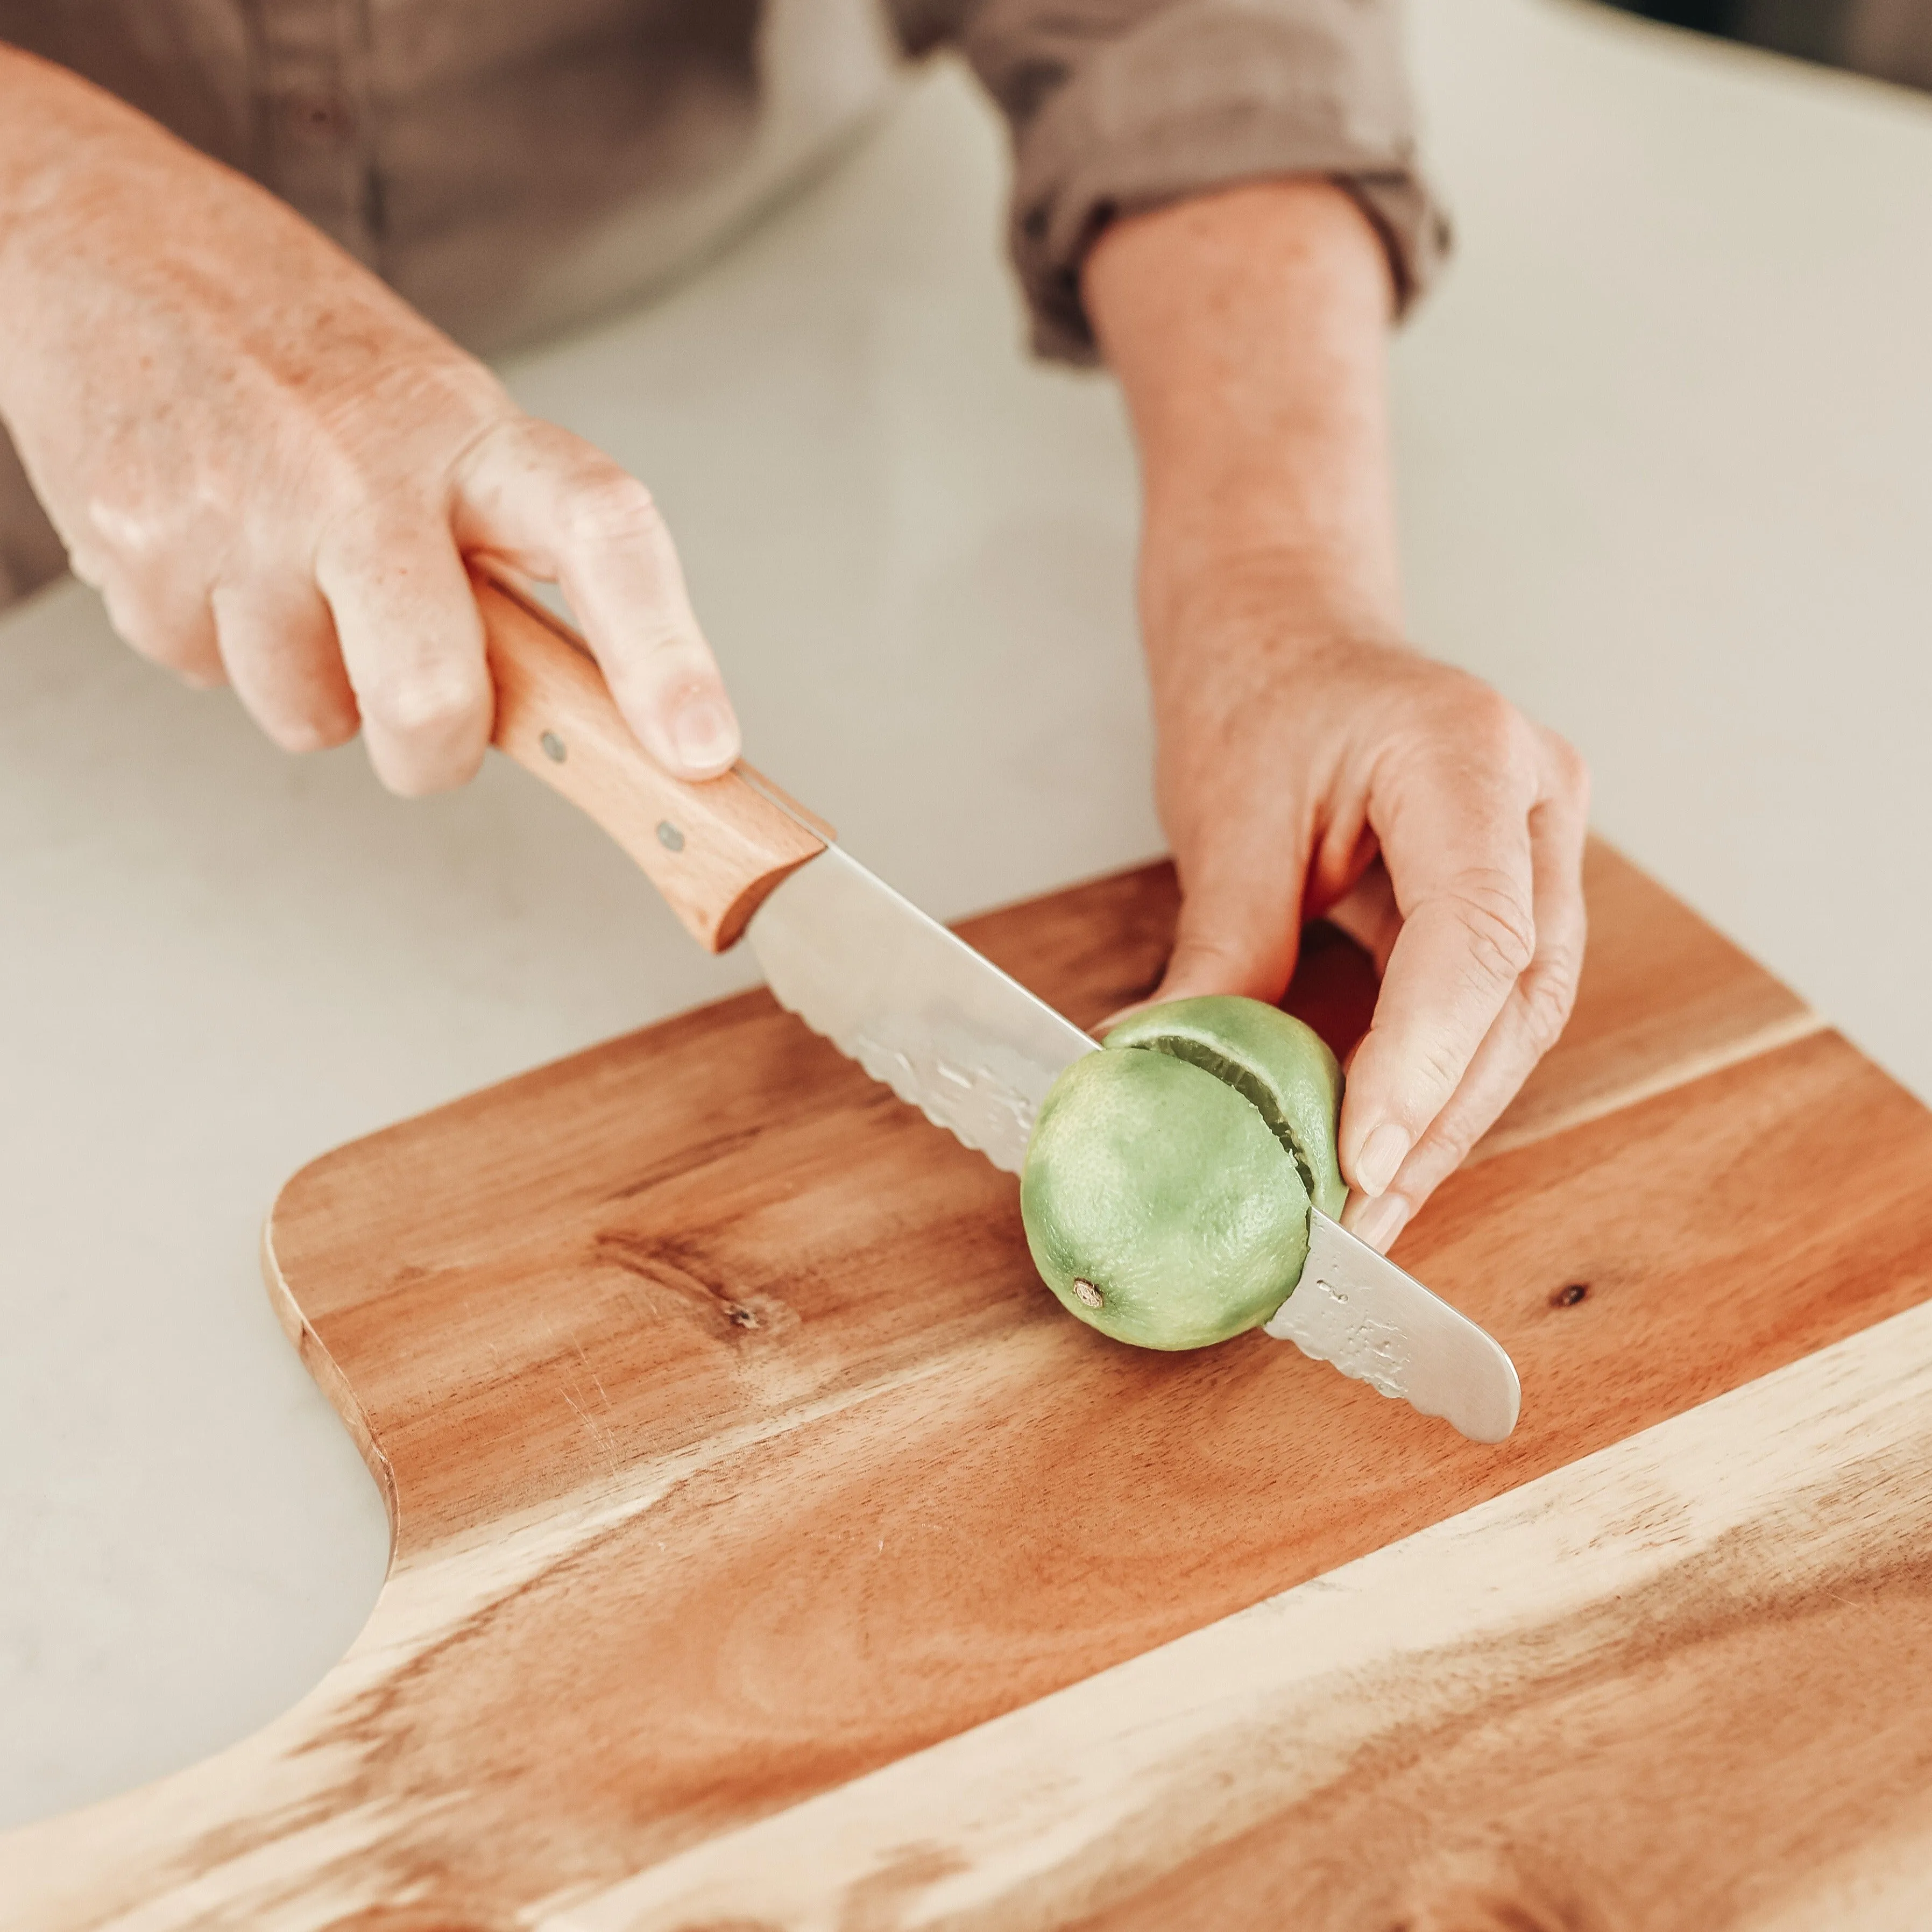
1417, 1112, 1481, 1179
1542, 727, 1591, 802
1452, 683, 1527, 760
1442, 687, 1547, 802
1464, 681, 1519, 733
1364, 1025, 1471, 1131
125, 621, 186, 671
268, 707, 359, 756
1412, 1036, 1473, 1112
121, 614, 222, 684
317, 489, 437, 571
262, 714, 325, 754
1519, 950, 1582, 1057
374, 737, 484, 798
102, 586, 178, 664
1521, 987, 1573, 1061
1392, 681, 1541, 811
1445, 869, 1538, 985
315, 705, 362, 749
631, 640, 711, 687
364, 664, 484, 741
561, 472, 663, 551
378, 764, 439, 801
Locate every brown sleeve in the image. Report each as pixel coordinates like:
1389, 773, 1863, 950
889, 0, 1449, 362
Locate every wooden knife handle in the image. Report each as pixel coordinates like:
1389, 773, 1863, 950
473, 564, 829, 953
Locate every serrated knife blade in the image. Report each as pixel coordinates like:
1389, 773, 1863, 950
747, 843, 1093, 1174
747, 843, 1520, 1443
1267, 1213, 1521, 1442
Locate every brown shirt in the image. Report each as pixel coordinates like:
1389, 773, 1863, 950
0, 0, 1443, 609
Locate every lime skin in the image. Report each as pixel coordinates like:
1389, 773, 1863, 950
1103, 996, 1346, 1220
1020, 996, 1344, 1351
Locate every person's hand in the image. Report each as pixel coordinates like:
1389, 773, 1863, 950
1137, 566, 1589, 1252
0, 46, 739, 792
1084, 179, 1589, 1249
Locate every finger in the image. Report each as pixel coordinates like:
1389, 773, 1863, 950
1343, 743, 1590, 1249
211, 576, 359, 752
98, 576, 227, 689
1099, 881, 1299, 1032
1337, 712, 1543, 1200
451, 417, 740, 779
316, 516, 492, 796
72, 507, 229, 689
1138, 834, 1311, 1021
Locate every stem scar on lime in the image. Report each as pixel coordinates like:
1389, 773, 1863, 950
1020, 995, 1344, 1351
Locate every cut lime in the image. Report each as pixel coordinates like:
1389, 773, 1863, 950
1020, 996, 1344, 1350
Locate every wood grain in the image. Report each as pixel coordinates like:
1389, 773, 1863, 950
1471, 839, 1822, 1158
4, 844, 1929, 1931
478, 569, 824, 950
587, 1303, 1932, 1931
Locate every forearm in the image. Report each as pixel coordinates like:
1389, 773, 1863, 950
1082, 180, 1405, 664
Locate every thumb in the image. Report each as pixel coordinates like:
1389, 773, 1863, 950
1102, 853, 1307, 1030
453, 415, 741, 779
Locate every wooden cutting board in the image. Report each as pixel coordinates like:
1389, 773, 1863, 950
6, 840, 1932, 1931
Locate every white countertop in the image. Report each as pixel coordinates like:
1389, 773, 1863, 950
4, 0, 1928, 1831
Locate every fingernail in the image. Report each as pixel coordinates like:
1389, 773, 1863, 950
1354, 1121, 1411, 1198
1347, 1190, 1410, 1255
671, 697, 738, 773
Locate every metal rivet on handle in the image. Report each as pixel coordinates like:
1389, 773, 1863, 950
539, 731, 567, 763
656, 821, 685, 852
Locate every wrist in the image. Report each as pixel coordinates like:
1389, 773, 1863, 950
1086, 179, 1408, 678
1140, 535, 1407, 689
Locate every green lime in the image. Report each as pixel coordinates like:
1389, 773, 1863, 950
1020, 996, 1344, 1350
1103, 996, 1346, 1220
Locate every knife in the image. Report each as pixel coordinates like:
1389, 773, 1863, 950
477, 567, 1521, 1443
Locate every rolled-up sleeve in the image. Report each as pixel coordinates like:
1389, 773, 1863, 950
891, 0, 1448, 362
